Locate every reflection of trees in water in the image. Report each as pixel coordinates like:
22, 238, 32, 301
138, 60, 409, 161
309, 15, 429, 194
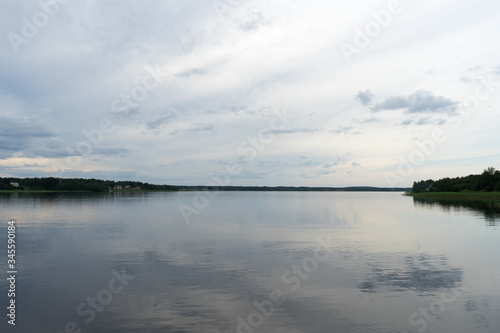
358, 253, 463, 294
465, 297, 491, 329
413, 197, 500, 226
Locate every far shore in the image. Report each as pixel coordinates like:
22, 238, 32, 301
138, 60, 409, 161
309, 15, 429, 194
1, 186, 411, 193
0, 189, 173, 193
0, 190, 95, 193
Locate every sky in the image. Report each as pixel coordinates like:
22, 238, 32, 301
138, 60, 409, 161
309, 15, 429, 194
0, 0, 499, 187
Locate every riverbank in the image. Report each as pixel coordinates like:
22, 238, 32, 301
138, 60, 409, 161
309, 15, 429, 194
406, 191, 500, 201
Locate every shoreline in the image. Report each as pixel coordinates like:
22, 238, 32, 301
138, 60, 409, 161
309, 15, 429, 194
0, 189, 410, 194
406, 192, 500, 201
0, 189, 174, 193
0, 190, 94, 193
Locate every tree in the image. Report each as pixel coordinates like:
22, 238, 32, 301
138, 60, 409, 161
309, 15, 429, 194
413, 167, 499, 193
474, 171, 494, 191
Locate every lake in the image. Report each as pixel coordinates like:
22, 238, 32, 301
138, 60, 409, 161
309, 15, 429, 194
1, 191, 499, 332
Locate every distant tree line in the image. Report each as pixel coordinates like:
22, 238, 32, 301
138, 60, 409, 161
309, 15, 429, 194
0, 177, 411, 192
176, 186, 411, 192
0, 177, 177, 192
412, 167, 500, 193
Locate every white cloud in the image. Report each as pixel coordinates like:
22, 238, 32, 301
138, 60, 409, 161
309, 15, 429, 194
371, 90, 458, 114
1, 0, 499, 186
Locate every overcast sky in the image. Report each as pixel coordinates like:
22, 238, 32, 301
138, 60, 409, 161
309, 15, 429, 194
1, 0, 499, 187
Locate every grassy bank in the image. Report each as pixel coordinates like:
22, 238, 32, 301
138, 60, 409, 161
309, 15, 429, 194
406, 191, 500, 201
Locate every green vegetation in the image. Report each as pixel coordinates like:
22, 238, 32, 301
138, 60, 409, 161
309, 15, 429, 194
411, 167, 500, 200
0, 177, 177, 193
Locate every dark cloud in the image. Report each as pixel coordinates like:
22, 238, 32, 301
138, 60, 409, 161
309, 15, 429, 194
211, 169, 269, 180
186, 122, 216, 133
467, 66, 482, 72
371, 90, 458, 114
23, 140, 132, 160
302, 160, 323, 167
0, 117, 59, 158
323, 156, 347, 168
225, 105, 247, 113
146, 113, 177, 130
175, 68, 207, 78
0, 115, 132, 159
301, 168, 337, 178
460, 65, 500, 84
210, 105, 250, 115
23, 162, 42, 168
143, 108, 180, 135
0, 137, 27, 153
330, 126, 352, 134
356, 117, 379, 124
267, 128, 319, 134
92, 147, 133, 156
111, 109, 141, 121
0, 117, 56, 139
355, 90, 374, 106
23, 139, 74, 158
402, 116, 447, 126
417, 117, 446, 126
415, 117, 432, 126
460, 76, 474, 84
239, 12, 266, 31
299, 173, 317, 179
329, 126, 359, 135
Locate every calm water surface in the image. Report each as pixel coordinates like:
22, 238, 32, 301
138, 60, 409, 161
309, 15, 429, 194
1, 191, 499, 332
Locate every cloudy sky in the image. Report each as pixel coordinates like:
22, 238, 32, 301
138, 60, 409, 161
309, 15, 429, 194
1, 0, 499, 187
